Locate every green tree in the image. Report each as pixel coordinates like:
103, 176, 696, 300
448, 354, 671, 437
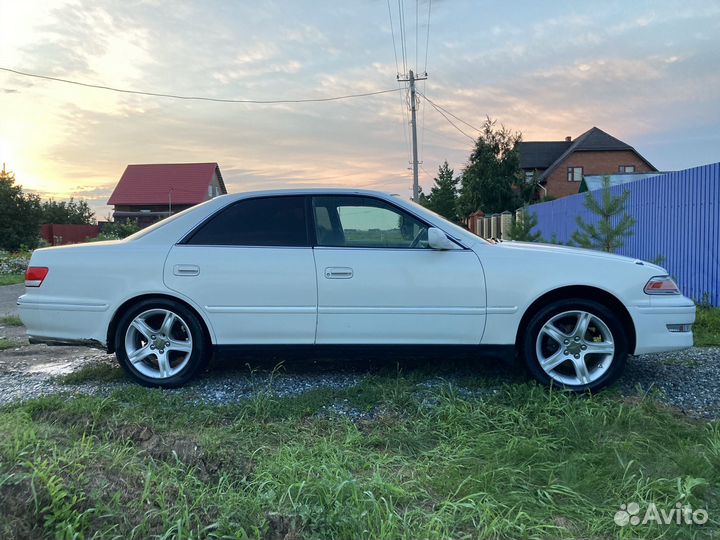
457, 117, 529, 218
422, 161, 460, 222
570, 176, 636, 252
96, 220, 140, 240
0, 165, 42, 250
40, 198, 95, 225
508, 207, 543, 242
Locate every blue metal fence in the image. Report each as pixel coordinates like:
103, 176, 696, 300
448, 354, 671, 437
527, 162, 720, 306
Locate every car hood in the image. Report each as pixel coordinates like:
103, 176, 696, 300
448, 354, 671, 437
492, 240, 666, 272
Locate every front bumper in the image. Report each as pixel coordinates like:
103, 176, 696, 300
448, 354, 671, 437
631, 298, 696, 355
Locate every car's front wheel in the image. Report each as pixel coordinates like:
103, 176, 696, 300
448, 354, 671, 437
521, 298, 629, 392
115, 299, 209, 388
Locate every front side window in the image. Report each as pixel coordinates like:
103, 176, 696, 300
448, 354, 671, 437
186, 196, 308, 246
567, 166, 583, 182
312, 196, 429, 248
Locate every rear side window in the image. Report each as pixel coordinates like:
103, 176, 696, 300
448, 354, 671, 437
186, 196, 308, 246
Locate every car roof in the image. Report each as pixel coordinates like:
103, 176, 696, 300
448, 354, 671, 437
217, 187, 399, 202
128, 186, 483, 249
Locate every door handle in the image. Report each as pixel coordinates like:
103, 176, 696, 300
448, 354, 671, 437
324, 267, 353, 279
173, 264, 200, 276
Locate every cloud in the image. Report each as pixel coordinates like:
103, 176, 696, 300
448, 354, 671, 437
1, 0, 719, 215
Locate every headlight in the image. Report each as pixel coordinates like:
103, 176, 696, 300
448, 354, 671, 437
644, 276, 680, 295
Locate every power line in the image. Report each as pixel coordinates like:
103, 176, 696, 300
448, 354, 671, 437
424, 0, 432, 73
419, 91, 482, 133
417, 0, 431, 196
386, 0, 400, 76
388, 0, 412, 171
420, 93, 476, 142
0, 66, 400, 104
397, 0, 408, 74
415, 0, 419, 73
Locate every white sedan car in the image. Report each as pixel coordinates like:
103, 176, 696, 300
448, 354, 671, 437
18, 189, 695, 391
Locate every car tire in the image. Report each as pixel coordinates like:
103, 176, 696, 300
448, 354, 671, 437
521, 298, 629, 392
115, 298, 209, 388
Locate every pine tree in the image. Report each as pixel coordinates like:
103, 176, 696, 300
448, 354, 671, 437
508, 207, 543, 242
423, 161, 459, 222
457, 117, 526, 218
571, 176, 636, 252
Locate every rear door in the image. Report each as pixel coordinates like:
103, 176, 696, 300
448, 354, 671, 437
311, 195, 486, 344
164, 196, 317, 344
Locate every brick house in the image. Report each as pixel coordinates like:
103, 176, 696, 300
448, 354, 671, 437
107, 163, 227, 227
519, 127, 657, 199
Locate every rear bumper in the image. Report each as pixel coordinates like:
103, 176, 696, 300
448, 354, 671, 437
631, 299, 695, 355
18, 294, 109, 348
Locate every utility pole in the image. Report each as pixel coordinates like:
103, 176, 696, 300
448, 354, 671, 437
398, 69, 427, 202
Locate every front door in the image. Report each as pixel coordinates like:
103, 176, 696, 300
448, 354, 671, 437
164, 196, 317, 345
311, 195, 486, 344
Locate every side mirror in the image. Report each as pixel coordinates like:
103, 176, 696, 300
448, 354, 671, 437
427, 227, 456, 250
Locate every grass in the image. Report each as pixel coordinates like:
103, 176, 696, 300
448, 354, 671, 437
0, 373, 718, 540
0, 338, 19, 351
661, 356, 700, 368
0, 274, 24, 286
695, 307, 720, 347
0, 315, 23, 327
60, 363, 127, 385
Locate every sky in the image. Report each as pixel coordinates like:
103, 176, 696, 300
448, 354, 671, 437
1, 0, 719, 218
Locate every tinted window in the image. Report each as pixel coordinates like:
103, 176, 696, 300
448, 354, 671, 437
312, 196, 429, 248
187, 197, 308, 246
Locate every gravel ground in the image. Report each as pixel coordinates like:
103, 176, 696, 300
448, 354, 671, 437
1, 284, 718, 418
0, 339, 718, 419
619, 347, 720, 419
0, 283, 23, 316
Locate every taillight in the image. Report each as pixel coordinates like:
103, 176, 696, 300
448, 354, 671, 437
25, 267, 49, 287
644, 276, 680, 295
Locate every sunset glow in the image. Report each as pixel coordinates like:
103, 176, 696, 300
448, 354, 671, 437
1, 0, 719, 217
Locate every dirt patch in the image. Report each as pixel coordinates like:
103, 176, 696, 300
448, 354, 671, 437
0, 474, 45, 540
117, 424, 208, 473
265, 511, 303, 540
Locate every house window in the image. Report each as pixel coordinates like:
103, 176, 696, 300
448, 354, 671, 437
567, 167, 583, 182
525, 171, 535, 183
618, 165, 635, 173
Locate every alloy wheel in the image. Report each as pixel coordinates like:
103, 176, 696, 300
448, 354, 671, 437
535, 310, 615, 386
124, 308, 193, 379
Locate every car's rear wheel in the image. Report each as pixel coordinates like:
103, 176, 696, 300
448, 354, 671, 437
115, 299, 208, 388
521, 298, 628, 392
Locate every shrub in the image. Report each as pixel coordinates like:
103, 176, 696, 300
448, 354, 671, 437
0, 250, 31, 275
95, 220, 141, 241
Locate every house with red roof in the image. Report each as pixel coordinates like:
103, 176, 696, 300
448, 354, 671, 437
107, 163, 227, 227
